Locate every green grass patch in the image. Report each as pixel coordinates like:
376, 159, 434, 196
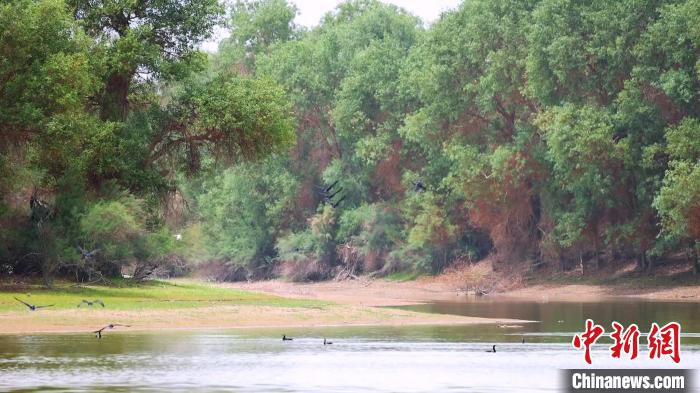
385, 271, 422, 282
0, 279, 330, 312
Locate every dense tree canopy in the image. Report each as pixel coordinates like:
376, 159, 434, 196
2, 0, 699, 284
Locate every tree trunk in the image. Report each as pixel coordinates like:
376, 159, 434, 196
529, 193, 543, 264
100, 72, 133, 121
593, 237, 601, 271
638, 250, 646, 272
692, 244, 699, 275
41, 259, 55, 288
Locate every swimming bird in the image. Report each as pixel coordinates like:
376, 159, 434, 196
14, 297, 54, 311
522, 338, 525, 344
93, 323, 130, 339
486, 345, 496, 353
282, 335, 293, 341
77, 299, 105, 308
324, 338, 333, 345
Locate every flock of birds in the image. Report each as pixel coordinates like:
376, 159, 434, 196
13, 296, 128, 339
13, 296, 341, 344
12, 296, 521, 350
317, 180, 346, 209
282, 334, 505, 351
17, 180, 518, 351
13, 294, 525, 349
316, 178, 428, 210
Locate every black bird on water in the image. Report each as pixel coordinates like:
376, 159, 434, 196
78, 299, 105, 308
93, 324, 130, 339
522, 338, 525, 344
282, 335, 293, 341
323, 338, 333, 345
486, 345, 496, 353
14, 297, 54, 311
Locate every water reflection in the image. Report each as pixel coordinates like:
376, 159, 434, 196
399, 299, 700, 344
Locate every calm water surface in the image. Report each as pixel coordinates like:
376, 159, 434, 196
1, 298, 698, 392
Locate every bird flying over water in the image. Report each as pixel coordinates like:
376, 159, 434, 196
14, 297, 54, 311
78, 299, 105, 308
93, 323, 130, 339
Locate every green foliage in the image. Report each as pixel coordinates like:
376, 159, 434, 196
336, 203, 401, 267
526, 0, 663, 105
197, 156, 298, 272
635, 0, 700, 115
80, 197, 148, 262
5, 0, 700, 283
0, 0, 95, 131
226, 0, 299, 59
70, 0, 223, 120
538, 105, 624, 248
275, 206, 337, 281
654, 118, 700, 241
151, 74, 296, 173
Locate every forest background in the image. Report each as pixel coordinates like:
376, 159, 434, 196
1, 0, 699, 286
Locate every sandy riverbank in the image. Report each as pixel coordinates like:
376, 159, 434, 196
0, 277, 532, 334
230, 277, 700, 305
0, 303, 529, 335
2, 272, 697, 334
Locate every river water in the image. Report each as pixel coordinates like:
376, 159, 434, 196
0, 298, 698, 392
